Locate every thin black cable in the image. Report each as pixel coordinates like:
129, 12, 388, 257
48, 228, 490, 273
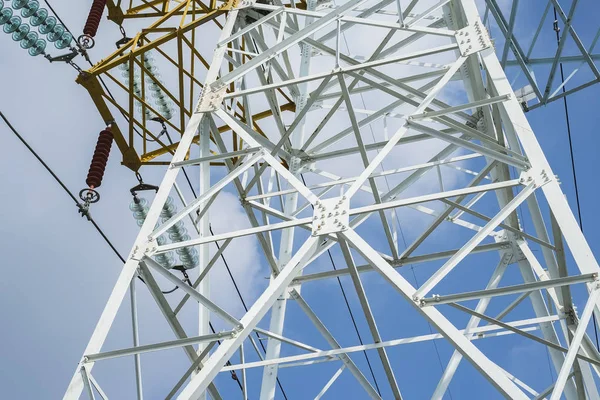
163, 129, 290, 400
299, 175, 382, 396
3, 112, 242, 391
552, 8, 600, 352
42, 0, 78, 43
0, 111, 127, 262
42, 0, 150, 144
335, 19, 453, 397
395, 220, 454, 400
0, 111, 189, 294
326, 248, 383, 395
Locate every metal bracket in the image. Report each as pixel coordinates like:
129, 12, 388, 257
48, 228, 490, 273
519, 168, 553, 188
288, 155, 303, 174
493, 231, 516, 262
515, 85, 536, 110
456, 18, 492, 57
144, 239, 158, 257
311, 197, 349, 236
509, 242, 526, 264
196, 86, 227, 113
45, 48, 79, 63
131, 245, 146, 261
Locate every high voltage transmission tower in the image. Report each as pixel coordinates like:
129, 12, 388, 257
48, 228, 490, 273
4, 0, 600, 398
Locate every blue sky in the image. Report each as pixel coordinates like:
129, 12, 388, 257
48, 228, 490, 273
1, 0, 600, 399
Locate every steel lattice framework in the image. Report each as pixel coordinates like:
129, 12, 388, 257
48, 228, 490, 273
81, 0, 600, 172
65, 0, 600, 399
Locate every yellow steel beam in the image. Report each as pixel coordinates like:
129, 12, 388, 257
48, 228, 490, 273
77, 73, 142, 171
82, 0, 299, 172
89, 3, 228, 76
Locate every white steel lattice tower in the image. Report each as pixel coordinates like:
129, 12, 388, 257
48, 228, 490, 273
64, 0, 600, 398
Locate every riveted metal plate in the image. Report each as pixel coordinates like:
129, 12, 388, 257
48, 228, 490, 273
456, 18, 492, 57
311, 197, 349, 236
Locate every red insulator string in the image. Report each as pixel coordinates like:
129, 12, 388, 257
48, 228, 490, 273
86, 127, 113, 189
83, 0, 107, 38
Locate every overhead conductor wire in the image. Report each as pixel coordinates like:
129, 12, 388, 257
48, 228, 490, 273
162, 129, 290, 400
299, 175, 383, 396
332, 7, 452, 398
551, 7, 600, 352
0, 111, 126, 264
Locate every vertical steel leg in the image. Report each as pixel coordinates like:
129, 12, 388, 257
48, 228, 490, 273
196, 108, 211, 400
130, 278, 143, 400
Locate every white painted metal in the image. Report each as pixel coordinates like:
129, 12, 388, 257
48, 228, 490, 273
63, 0, 600, 398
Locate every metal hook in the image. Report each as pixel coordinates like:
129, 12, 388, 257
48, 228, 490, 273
135, 171, 144, 184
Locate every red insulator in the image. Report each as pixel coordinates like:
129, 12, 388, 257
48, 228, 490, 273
86, 128, 113, 189
83, 0, 107, 38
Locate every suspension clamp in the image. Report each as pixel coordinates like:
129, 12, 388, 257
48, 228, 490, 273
45, 48, 79, 64
77, 189, 100, 221
130, 172, 159, 198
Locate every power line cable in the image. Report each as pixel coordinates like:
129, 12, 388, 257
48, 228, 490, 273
0, 111, 193, 295
0, 110, 127, 264
299, 175, 383, 395
336, 21, 453, 399
552, 7, 600, 352
326, 245, 383, 395
162, 129, 290, 400
1, 110, 249, 395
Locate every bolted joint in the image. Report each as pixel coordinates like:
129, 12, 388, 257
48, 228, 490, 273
311, 196, 349, 236
456, 18, 492, 57
521, 168, 555, 188
196, 85, 227, 113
